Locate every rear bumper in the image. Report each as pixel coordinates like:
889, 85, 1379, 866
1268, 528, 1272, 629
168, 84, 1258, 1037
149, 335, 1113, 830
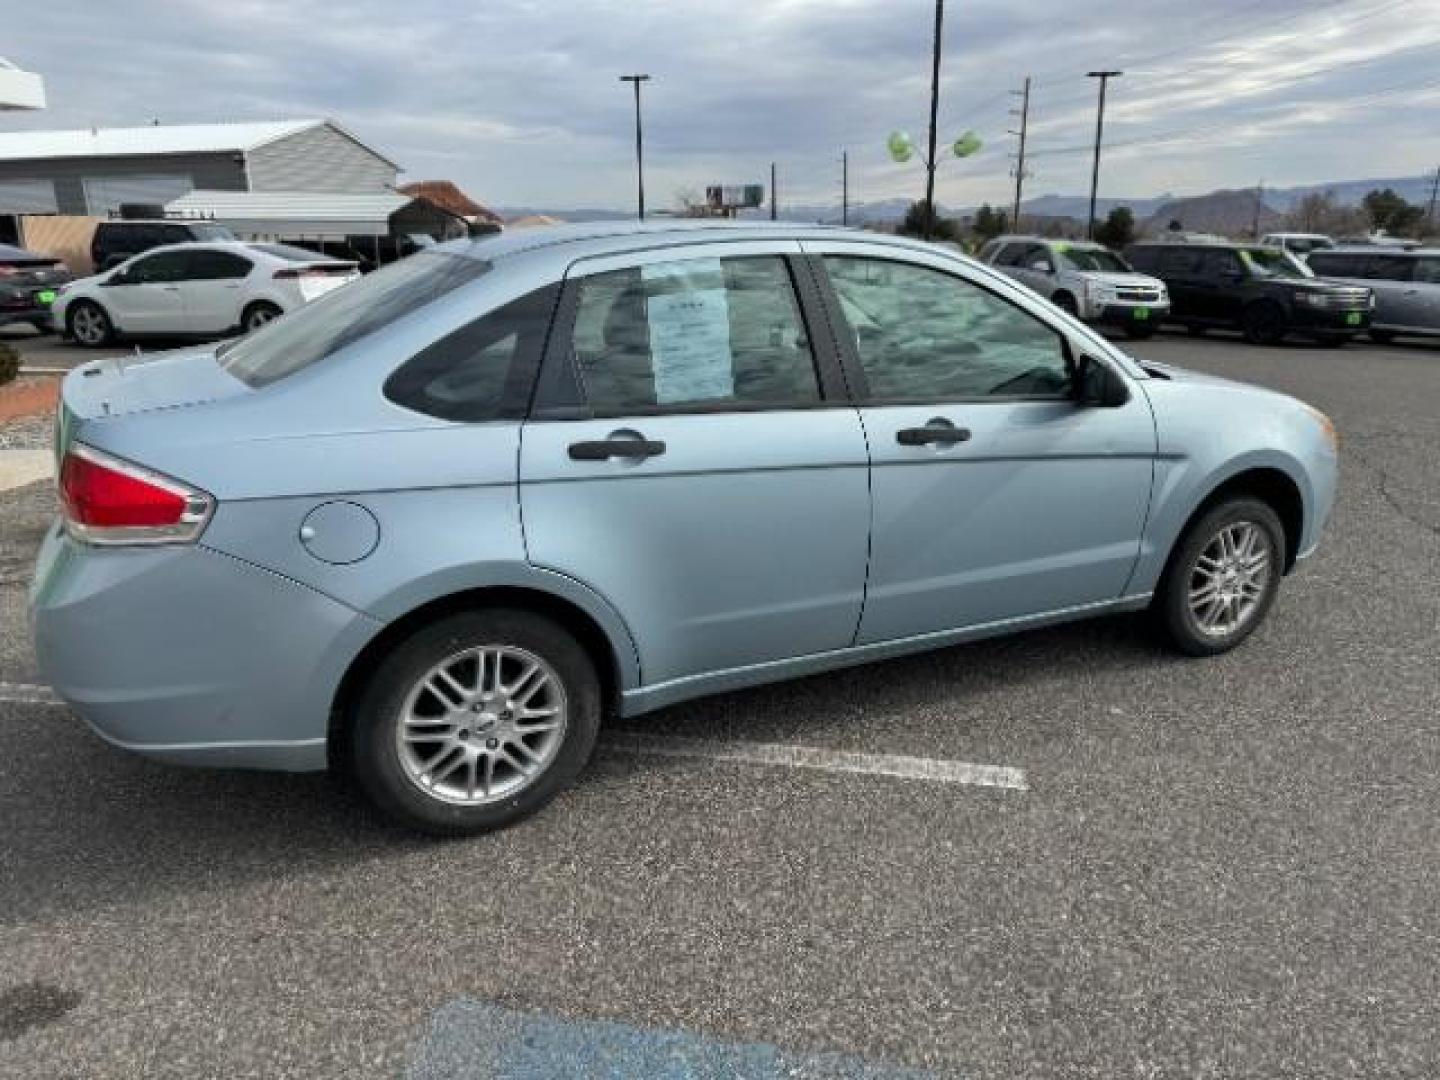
29, 522, 380, 771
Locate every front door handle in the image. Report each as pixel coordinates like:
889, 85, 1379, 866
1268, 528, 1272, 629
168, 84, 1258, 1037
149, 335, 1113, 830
568, 437, 667, 461
896, 420, 972, 447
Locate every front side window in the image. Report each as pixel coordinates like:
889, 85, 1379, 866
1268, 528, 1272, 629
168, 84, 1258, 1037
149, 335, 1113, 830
1158, 247, 1202, 276
824, 256, 1072, 401
1201, 250, 1245, 278
569, 255, 820, 415
384, 285, 558, 422
123, 250, 190, 283
218, 252, 490, 388
1059, 246, 1131, 273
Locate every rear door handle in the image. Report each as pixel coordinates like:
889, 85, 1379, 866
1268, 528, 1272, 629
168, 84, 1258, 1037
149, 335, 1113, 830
896, 421, 971, 447
568, 437, 667, 461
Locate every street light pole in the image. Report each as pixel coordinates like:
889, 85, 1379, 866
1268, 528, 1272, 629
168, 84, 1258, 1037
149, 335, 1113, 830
770, 161, 777, 221
618, 74, 651, 220
842, 150, 849, 226
923, 0, 945, 241
1085, 70, 1121, 241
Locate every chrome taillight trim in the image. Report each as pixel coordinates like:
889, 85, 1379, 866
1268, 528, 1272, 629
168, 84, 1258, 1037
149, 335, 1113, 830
61, 442, 215, 547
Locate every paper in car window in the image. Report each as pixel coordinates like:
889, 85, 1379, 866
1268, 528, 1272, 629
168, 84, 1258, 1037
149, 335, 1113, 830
642, 259, 734, 404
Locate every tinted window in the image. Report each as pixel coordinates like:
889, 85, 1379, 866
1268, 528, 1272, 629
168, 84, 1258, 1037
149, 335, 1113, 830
218, 252, 490, 388
1157, 247, 1203, 275
570, 256, 820, 415
1059, 246, 1131, 273
123, 250, 190, 283
1414, 258, 1440, 285
824, 256, 1072, 401
1021, 244, 1054, 271
1124, 246, 1158, 272
1365, 255, 1415, 282
160, 224, 191, 244
385, 285, 558, 422
186, 250, 252, 280
1306, 253, 1365, 277
994, 243, 1028, 267
1200, 249, 1244, 278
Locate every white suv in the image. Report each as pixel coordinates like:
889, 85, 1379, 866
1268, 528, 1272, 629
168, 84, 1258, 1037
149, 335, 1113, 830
980, 236, 1169, 339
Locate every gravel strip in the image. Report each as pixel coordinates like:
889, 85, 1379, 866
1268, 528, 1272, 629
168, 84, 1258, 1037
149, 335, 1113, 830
0, 413, 56, 452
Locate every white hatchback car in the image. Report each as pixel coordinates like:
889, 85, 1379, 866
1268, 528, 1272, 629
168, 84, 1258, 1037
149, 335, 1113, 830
55, 241, 360, 346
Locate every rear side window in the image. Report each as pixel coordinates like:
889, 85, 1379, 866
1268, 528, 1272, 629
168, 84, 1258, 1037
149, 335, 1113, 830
1364, 255, 1415, 282
1157, 247, 1202, 275
1124, 246, 1157, 272
1306, 253, 1362, 277
218, 252, 490, 388
1199, 249, 1244, 277
186, 250, 252, 280
384, 285, 559, 422
569, 256, 820, 415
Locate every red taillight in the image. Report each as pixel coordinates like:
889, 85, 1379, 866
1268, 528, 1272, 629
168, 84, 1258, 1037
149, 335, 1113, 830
59, 444, 212, 545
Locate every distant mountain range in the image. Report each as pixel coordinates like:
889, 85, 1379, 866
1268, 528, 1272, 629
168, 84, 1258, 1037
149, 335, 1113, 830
495, 172, 1437, 230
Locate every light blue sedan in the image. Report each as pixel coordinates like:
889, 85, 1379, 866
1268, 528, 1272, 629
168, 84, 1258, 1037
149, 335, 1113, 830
30, 222, 1338, 834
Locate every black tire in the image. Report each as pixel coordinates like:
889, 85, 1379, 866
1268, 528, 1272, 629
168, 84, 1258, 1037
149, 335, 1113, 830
1185, 323, 1207, 337
348, 609, 601, 836
1240, 302, 1287, 345
1124, 323, 1156, 340
66, 300, 115, 348
1052, 292, 1079, 317
241, 301, 283, 333
1154, 497, 1286, 657
1369, 330, 1396, 345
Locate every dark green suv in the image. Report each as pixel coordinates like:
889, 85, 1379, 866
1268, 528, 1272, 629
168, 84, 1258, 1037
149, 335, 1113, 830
1124, 241, 1373, 346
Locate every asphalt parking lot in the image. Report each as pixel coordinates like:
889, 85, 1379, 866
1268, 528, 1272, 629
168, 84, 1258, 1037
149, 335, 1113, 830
0, 329, 1437, 1078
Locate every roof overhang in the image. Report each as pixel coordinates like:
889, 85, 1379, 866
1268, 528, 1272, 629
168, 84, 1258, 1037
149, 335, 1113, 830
167, 189, 412, 237
0, 61, 45, 111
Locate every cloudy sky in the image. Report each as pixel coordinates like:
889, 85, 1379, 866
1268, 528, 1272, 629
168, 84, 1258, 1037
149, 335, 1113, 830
5, 0, 1438, 211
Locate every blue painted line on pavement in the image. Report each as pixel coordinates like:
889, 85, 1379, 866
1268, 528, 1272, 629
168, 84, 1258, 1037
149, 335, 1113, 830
405, 999, 939, 1079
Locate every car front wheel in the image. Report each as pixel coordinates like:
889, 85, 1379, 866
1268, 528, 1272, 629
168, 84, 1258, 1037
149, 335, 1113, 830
348, 610, 601, 836
1156, 498, 1285, 657
242, 302, 282, 333
67, 300, 114, 347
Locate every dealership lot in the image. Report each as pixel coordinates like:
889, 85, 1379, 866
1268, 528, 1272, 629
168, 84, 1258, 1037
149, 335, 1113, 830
0, 333, 1437, 1077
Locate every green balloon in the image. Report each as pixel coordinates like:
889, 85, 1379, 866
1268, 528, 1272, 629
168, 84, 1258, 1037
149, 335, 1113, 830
887, 130, 914, 164
952, 130, 982, 158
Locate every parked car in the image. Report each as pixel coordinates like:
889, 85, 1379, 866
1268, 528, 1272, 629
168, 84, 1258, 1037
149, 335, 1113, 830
1304, 247, 1440, 344
54, 241, 360, 346
1124, 240, 1373, 345
1259, 232, 1335, 258
979, 236, 1169, 338
0, 243, 73, 332
32, 222, 1338, 835
90, 218, 235, 272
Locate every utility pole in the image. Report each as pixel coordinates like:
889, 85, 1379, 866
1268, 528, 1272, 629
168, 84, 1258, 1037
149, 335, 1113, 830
770, 161, 777, 221
842, 150, 849, 226
1010, 76, 1031, 230
1427, 164, 1440, 234
1252, 180, 1264, 239
618, 74, 651, 220
922, 0, 945, 241
1085, 70, 1121, 241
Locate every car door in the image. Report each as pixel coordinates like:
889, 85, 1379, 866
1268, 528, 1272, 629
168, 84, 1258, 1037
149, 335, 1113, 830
1196, 248, 1247, 323
806, 242, 1155, 643
519, 242, 872, 688
100, 249, 189, 332
1362, 254, 1421, 331
1404, 256, 1440, 334
182, 249, 254, 333
1157, 246, 1205, 321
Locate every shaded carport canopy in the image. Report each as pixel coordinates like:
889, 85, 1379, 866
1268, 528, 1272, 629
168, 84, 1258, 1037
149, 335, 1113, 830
165, 189, 413, 237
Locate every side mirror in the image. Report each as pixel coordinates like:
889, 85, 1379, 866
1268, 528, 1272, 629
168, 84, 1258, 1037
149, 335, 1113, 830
1074, 354, 1130, 408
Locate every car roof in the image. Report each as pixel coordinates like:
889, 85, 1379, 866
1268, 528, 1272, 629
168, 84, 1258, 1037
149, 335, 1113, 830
1321, 245, 1440, 256
0, 242, 53, 260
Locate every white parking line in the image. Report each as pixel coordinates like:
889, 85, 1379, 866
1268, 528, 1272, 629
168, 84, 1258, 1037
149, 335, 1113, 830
601, 732, 1029, 791
0, 681, 61, 705
0, 687, 1028, 792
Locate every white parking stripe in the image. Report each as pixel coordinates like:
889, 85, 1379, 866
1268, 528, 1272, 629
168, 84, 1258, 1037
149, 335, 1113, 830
0, 689, 1029, 792
601, 733, 1029, 791
0, 682, 61, 705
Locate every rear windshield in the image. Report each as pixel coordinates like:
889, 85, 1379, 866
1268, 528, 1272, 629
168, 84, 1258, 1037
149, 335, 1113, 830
1058, 246, 1130, 273
217, 252, 490, 388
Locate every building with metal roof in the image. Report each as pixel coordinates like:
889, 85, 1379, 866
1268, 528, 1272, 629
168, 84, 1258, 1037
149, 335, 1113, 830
0, 118, 399, 218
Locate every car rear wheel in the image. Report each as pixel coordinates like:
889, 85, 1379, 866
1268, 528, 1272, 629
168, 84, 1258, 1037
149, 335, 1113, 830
1241, 302, 1286, 345
1155, 497, 1285, 657
67, 300, 114, 347
242, 302, 282, 333
348, 609, 601, 836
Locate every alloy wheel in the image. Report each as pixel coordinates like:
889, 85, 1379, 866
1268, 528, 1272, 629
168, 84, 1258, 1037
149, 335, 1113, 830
72, 305, 105, 345
394, 645, 568, 806
1187, 521, 1273, 638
